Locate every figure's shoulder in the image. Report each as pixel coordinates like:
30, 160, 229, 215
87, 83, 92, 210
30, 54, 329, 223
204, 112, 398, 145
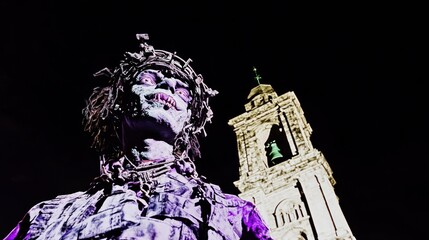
201, 181, 253, 208
50, 191, 88, 202
163, 173, 258, 212
32, 191, 87, 206
26, 191, 88, 220
201, 182, 274, 239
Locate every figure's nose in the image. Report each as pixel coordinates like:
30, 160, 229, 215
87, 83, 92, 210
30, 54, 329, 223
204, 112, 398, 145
156, 78, 176, 93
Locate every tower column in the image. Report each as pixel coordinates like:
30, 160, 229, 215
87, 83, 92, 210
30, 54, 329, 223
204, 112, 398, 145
299, 172, 338, 239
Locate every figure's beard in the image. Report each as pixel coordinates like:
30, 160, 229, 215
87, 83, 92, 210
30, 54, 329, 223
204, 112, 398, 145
121, 100, 190, 145
121, 115, 177, 147
130, 85, 190, 136
138, 104, 189, 135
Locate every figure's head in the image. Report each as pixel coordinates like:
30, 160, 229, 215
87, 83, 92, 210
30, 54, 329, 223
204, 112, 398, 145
83, 34, 218, 165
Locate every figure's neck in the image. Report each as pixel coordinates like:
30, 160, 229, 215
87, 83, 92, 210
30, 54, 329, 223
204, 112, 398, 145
125, 138, 175, 167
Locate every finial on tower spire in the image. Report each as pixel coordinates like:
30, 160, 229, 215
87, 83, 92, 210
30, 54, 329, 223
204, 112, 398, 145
252, 66, 262, 85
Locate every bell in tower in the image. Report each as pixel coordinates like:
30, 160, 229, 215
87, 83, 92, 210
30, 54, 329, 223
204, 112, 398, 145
265, 140, 284, 166
265, 124, 291, 167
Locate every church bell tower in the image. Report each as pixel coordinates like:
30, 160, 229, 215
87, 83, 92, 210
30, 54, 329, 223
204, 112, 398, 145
228, 69, 355, 240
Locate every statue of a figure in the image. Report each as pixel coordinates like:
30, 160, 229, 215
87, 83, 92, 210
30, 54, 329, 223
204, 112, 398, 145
4, 34, 273, 240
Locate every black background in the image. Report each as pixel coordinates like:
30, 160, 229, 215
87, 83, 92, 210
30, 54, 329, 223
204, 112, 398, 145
0, 1, 426, 239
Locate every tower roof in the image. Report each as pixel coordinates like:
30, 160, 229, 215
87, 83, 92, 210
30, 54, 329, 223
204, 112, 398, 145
247, 84, 276, 100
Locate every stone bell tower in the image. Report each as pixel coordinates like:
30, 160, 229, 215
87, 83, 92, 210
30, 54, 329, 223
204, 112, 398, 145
227, 69, 355, 240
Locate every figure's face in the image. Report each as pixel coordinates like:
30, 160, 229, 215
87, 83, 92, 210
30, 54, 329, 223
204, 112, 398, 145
129, 69, 192, 136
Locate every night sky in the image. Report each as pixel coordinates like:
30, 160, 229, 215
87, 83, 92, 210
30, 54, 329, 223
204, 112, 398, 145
0, 1, 426, 239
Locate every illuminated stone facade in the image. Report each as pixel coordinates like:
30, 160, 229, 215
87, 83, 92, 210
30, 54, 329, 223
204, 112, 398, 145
228, 84, 356, 240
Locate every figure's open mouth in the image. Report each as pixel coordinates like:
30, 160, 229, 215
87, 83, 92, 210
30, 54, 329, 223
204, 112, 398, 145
122, 116, 177, 145
149, 92, 176, 110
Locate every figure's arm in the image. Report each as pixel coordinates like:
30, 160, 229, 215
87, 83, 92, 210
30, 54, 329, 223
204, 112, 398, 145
4, 213, 30, 240
4, 224, 20, 240
241, 202, 273, 240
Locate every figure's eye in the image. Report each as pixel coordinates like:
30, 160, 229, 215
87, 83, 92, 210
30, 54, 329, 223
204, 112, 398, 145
176, 87, 191, 102
137, 72, 157, 86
